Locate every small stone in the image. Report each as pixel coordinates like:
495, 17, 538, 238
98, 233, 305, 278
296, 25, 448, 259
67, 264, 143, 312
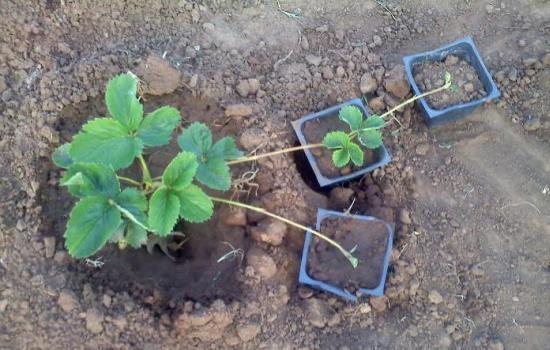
249, 218, 287, 246
429, 290, 443, 304
384, 65, 410, 98
102, 294, 112, 308
523, 116, 541, 131
236, 80, 251, 97
471, 264, 485, 277
518, 39, 527, 47
247, 78, 260, 94
369, 296, 388, 312
58, 290, 79, 313
523, 58, 540, 67
321, 66, 334, 80
372, 35, 383, 46
542, 53, 550, 66
358, 303, 371, 314
225, 104, 253, 117
445, 55, 459, 66
316, 24, 329, 32
508, 68, 518, 81
368, 96, 385, 112
43, 236, 56, 258
360, 74, 378, 94
336, 66, 346, 78
301, 36, 310, 50
305, 54, 322, 66
85, 308, 104, 334
329, 187, 354, 209
202, 22, 215, 33
188, 74, 199, 88
488, 339, 505, 350
246, 247, 277, 279
463, 83, 474, 93
135, 54, 181, 95
236, 321, 261, 342
398, 209, 412, 225
0, 299, 7, 312
221, 206, 247, 226
239, 127, 265, 150
298, 286, 314, 299
438, 334, 452, 348
415, 143, 429, 156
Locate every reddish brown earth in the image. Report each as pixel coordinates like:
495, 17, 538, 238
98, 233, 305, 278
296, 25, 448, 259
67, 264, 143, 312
0, 1, 549, 349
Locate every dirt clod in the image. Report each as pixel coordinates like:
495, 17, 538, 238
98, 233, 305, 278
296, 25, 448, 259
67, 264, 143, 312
398, 208, 412, 225
360, 74, 378, 94
329, 187, 354, 210
135, 54, 181, 95
85, 308, 104, 334
236, 320, 261, 342
225, 103, 253, 117
249, 218, 287, 246
303, 298, 337, 328
236, 80, 251, 97
305, 54, 322, 66
428, 290, 443, 304
57, 290, 79, 313
239, 127, 266, 150
369, 295, 388, 312
43, 236, 56, 258
221, 206, 248, 226
246, 247, 277, 279
384, 65, 410, 99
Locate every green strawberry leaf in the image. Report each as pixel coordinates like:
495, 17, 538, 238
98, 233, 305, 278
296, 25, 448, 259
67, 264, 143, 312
347, 142, 364, 166
162, 151, 198, 190
177, 122, 212, 157
61, 163, 120, 198
70, 118, 143, 170
109, 221, 127, 243
105, 73, 143, 131
64, 196, 121, 258
137, 106, 181, 147
196, 157, 231, 191
52, 143, 74, 168
322, 131, 350, 149
208, 137, 243, 160
114, 188, 149, 231
358, 129, 383, 149
332, 149, 351, 168
339, 105, 363, 131
362, 115, 385, 129
176, 184, 213, 223
148, 187, 180, 236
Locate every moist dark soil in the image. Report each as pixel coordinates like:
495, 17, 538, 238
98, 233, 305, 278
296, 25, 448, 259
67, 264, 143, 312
308, 215, 390, 292
302, 114, 380, 178
413, 54, 488, 110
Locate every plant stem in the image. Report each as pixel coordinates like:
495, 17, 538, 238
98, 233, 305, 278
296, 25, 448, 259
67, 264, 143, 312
138, 155, 153, 187
227, 143, 323, 165
380, 81, 451, 120
117, 176, 142, 187
210, 196, 359, 268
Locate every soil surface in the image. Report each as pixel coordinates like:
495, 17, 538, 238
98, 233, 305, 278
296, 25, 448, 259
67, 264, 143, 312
302, 114, 380, 178
308, 215, 389, 291
1, 1, 549, 349
413, 55, 488, 110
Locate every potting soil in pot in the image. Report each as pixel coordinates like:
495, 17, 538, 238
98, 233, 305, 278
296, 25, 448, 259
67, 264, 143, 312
307, 215, 389, 291
302, 114, 380, 178
413, 54, 487, 110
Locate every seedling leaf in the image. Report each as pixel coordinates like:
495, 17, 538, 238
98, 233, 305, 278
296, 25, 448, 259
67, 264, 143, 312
162, 151, 198, 190
52, 143, 74, 168
176, 184, 214, 223
339, 105, 363, 131
332, 149, 351, 168
362, 115, 385, 129
148, 187, 180, 236
125, 222, 147, 248
61, 163, 120, 198
70, 118, 143, 170
177, 122, 212, 157
322, 131, 349, 149
137, 106, 181, 147
105, 73, 143, 131
65, 196, 121, 258
114, 188, 149, 231
208, 137, 244, 160
196, 157, 231, 191
358, 129, 383, 149
347, 142, 364, 166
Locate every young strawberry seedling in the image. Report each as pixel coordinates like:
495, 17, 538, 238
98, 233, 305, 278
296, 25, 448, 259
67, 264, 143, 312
53, 73, 359, 266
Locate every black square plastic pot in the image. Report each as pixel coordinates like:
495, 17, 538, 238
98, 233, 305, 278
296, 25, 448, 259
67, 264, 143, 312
403, 37, 501, 127
291, 98, 391, 188
298, 208, 394, 302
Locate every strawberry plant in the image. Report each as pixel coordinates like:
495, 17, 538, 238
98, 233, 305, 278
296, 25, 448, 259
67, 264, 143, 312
53, 73, 359, 266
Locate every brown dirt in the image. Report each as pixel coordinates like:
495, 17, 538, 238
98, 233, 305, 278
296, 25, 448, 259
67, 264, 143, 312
308, 215, 389, 291
413, 55, 488, 110
302, 114, 379, 178
1, 0, 549, 349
